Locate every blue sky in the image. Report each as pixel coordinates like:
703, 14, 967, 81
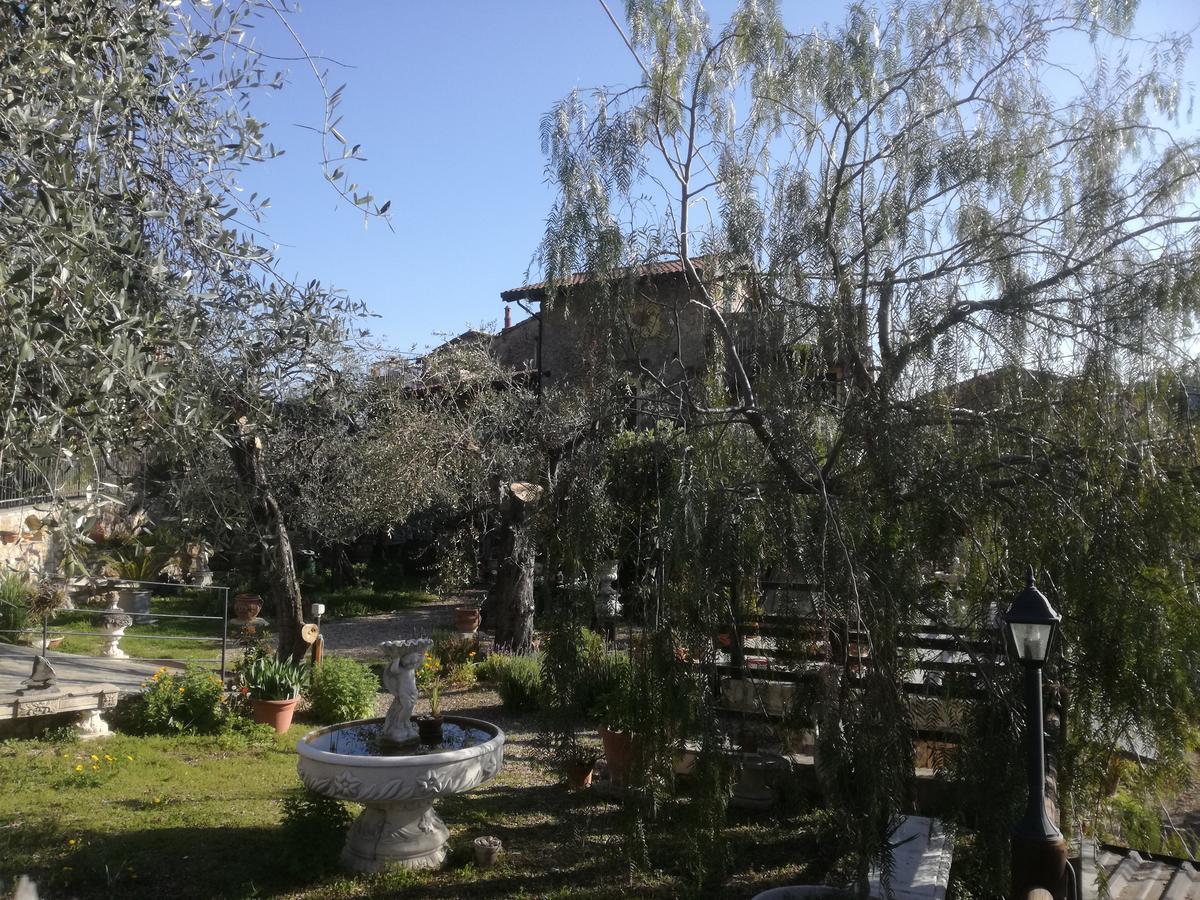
237, 1, 1199, 355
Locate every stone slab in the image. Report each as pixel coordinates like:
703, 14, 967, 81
0, 642, 168, 720
869, 816, 954, 900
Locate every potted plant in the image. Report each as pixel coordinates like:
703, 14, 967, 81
417, 681, 446, 748
563, 749, 598, 789
102, 542, 164, 621
242, 656, 307, 733
596, 683, 639, 786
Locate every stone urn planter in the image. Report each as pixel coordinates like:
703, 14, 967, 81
234, 593, 263, 622
252, 698, 299, 733
453, 606, 481, 634
97, 611, 133, 659
296, 638, 506, 873
473, 836, 503, 867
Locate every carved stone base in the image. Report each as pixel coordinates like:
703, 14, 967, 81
340, 800, 450, 873
74, 709, 110, 740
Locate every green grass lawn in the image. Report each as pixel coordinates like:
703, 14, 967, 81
0, 690, 833, 899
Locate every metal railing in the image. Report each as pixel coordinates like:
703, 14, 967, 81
1, 580, 232, 681
0, 454, 144, 509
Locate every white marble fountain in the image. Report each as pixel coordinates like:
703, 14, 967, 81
296, 638, 505, 872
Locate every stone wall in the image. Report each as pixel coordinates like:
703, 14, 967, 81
520, 278, 715, 388
0, 503, 62, 576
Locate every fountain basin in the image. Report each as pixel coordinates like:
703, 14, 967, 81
296, 714, 505, 872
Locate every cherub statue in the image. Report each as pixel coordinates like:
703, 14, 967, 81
380, 638, 433, 745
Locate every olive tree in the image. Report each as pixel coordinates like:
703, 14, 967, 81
1, 0, 386, 660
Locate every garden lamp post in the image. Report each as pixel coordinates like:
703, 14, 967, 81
1003, 567, 1067, 900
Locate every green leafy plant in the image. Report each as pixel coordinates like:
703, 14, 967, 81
112, 664, 228, 735
476, 651, 511, 683
241, 656, 307, 701
304, 656, 378, 723
432, 630, 480, 668
102, 542, 166, 582
496, 652, 543, 712
0, 573, 31, 644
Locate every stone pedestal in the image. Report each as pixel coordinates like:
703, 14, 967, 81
341, 800, 450, 872
74, 709, 111, 739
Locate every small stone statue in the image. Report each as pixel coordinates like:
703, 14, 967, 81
21, 656, 56, 691
379, 638, 432, 745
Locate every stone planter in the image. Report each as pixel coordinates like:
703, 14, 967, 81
473, 836, 502, 867
233, 593, 263, 622
453, 606, 481, 634
251, 697, 298, 733
97, 611, 133, 659
117, 587, 152, 624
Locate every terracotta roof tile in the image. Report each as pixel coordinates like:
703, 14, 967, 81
500, 256, 711, 302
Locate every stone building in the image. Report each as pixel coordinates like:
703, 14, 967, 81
495, 257, 729, 393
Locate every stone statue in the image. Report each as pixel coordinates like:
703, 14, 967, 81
20, 656, 56, 691
380, 638, 432, 745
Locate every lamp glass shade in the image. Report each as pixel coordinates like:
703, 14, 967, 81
1008, 621, 1054, 664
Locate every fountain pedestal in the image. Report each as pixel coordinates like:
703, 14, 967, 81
343, 798, 450, 871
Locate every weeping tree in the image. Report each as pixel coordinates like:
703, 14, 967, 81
1, 0, 387, 660
534, 0, 1200, 892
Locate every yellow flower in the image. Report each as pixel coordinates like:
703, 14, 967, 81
89, 754, 98, 761
91, 765, 99, 771
153, 796, 161, 804
126, 755, 134, 762
74, 765, 83, 772
178, 686, 185, 694
67, 839, 76, 846
104, 755, 113, 762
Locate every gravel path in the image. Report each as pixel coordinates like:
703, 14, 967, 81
318, 594, 469, 661
319, 592, 487, 662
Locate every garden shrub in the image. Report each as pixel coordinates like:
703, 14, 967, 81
496, 653, 543, 712
447, 661, 477, 689
475, 651, 511, 683
0, 573, 31, 644
580, 647, 631, 721
432, 629, 479, 668
279, 789, 353, 875
112, 664, 228, 735
305, 656, 379, 723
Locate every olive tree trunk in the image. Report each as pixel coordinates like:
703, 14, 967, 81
489, 482, 541, 654
229, 421, 308, 662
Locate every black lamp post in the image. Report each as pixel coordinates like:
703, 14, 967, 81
1003, 567, 1068, 899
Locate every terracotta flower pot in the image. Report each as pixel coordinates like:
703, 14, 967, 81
565, 759, 595, 789
599, 726, 637, 786
233, 593, 262, 622
250, 697, 298, 733
453, 606, 481, 634
417, 715, 444, 744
